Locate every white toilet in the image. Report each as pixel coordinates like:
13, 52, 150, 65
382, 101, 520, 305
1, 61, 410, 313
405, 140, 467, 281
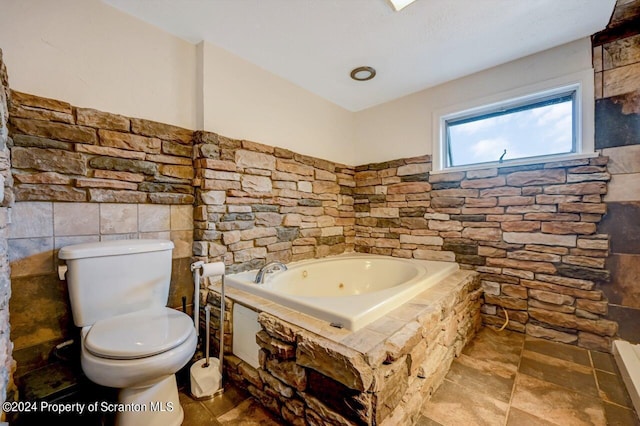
59, 239, 197, 426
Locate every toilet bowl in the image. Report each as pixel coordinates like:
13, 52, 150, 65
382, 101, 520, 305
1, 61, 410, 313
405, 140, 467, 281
58, 240, 197, 426
80, 307, 197, 426
80, 307, 197, 425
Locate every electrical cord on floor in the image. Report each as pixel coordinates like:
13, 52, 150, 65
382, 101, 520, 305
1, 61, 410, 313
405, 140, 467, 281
497, 307, 509, 331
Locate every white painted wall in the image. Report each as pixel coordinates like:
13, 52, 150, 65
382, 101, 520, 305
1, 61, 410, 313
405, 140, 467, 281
0, 0, 593, 167
0, 0, 355, 163
353, 38, 594, 165
0, 0, 197, 130
199, 42, 355, 164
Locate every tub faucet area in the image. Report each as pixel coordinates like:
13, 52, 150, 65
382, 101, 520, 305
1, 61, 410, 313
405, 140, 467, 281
254, 262, 288, 284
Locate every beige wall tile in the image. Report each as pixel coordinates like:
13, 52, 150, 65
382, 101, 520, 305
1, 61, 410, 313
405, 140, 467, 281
603, 62, 640, 98
170, 205, 194, 231
602, 33, 640, 70
9, 202, 53, 239
593, 46, 603, 72
139, 231, 171, 240
138, 204, 170, 232
8, 237, 54, 277
53, 202, 99, 236
170, 230, 193, 259
604, 173, 640, 202
602, 145, 640, 174
100, 233, 139, 241
54, 235, 100, 250
100, 203, 138, 234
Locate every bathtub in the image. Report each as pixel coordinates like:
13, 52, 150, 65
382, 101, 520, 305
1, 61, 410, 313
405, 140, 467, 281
225, 254, 459, 331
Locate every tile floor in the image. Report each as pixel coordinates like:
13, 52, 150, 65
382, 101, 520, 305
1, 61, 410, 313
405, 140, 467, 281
180, 326, 639, 425
419, 327, 638, 426
180, 382, 283, 426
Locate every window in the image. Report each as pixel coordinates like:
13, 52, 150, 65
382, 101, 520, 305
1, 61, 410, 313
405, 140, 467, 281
433, 71, 595, 172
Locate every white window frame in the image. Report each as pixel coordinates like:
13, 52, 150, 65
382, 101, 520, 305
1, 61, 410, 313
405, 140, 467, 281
432, 69, 596, 173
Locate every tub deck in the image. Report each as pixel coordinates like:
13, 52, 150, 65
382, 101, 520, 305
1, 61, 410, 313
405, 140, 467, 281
224, 254, 459, 332
214, 269, 475, 360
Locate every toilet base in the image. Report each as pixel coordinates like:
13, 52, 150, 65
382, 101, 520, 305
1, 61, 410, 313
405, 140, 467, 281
116, 374, 183, 426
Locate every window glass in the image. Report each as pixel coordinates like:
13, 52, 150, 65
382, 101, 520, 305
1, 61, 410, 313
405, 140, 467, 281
444, 91, 576, 168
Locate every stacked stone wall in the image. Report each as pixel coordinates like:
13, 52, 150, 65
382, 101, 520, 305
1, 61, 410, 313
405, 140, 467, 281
8, 91, 194, 205
3, 88, 620, 359
0, 48, 16, 420
192, 131, 355, 274
353, 156, 616, 351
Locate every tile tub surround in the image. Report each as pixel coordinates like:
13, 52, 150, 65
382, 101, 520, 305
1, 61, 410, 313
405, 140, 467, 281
593, 0, 640, 344
191, 130, 356, 274
353, 156, 616, 351
0, 48, 16, 417
205, 270, 481, 425
7, 201, 194, 377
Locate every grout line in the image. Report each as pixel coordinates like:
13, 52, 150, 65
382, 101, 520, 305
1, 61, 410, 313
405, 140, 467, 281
588, 350, 606, 407
517, 349, 603, 403
51, 202, 57, 273
98, 202, 102, 238
502, 333, 526, 426
588, 349, 640, 418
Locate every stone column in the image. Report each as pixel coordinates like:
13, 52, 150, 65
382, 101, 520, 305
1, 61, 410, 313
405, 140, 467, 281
0, 47, 17, 419
592, 0, 640, 344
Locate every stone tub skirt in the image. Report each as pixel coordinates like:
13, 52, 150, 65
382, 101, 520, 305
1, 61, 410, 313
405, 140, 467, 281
206, 269, 481, 425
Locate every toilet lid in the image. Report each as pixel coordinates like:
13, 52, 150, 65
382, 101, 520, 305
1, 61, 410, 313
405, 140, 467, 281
85, 307, 194, 360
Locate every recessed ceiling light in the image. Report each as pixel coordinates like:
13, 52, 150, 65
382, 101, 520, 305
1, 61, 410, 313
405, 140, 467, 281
350, 66, 376, 81
387, 0, 417, 11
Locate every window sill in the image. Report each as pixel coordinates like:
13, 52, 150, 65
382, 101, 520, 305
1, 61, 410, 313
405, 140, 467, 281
430, 152, 599, 175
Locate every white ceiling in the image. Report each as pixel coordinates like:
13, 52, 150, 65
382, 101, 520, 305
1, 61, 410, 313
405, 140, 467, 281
102, 0, 615, 112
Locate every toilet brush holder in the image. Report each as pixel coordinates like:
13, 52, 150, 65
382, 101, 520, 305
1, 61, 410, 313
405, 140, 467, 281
190, 305, 222, 399
190, 261, 226, 400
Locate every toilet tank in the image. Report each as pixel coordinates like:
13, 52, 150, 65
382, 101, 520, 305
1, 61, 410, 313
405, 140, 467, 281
59, 239, 174, 327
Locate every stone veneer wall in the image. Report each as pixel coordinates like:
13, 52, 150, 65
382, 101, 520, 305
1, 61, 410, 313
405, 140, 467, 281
191, 133, 357, 358
353, 156, 617, 351
191, 130, 355, 274
9, 91, 194, 204
592, 0, 640, 344
0, 49, 16, 418
5, 91, 196, 377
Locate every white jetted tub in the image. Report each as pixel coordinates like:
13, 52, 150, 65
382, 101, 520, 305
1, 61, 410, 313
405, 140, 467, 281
225, 254, 459, 331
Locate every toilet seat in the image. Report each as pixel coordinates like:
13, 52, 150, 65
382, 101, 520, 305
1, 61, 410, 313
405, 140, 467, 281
85, 307, 194, 360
